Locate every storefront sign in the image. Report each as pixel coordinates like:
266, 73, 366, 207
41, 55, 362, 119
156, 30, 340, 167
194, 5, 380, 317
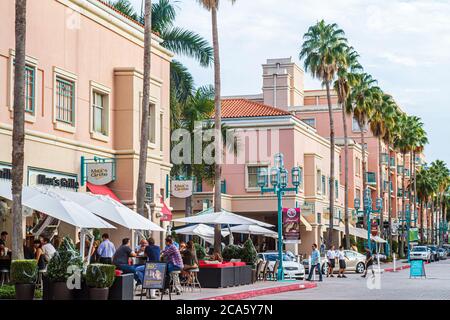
142, 262, 167, 290
86, 162, 114, 185
300, 202, 314, 216
282, 207, 301, 242
171, 180, 193, 198
28, 169, 79, 190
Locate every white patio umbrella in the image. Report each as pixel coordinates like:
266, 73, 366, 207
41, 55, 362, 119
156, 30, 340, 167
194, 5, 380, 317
173, 208, 274, 227
228, 224, 278, 238
0, 181, 114, 229
56, 189, 164, 231
174, 223, 229, 237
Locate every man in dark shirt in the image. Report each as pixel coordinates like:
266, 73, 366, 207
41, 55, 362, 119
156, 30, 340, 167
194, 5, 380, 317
362, 247, 374, 278
113, 238, 137, 275
135, 238, 161, 289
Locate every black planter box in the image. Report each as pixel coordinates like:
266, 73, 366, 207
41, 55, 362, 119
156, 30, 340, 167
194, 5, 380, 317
109, 274, 134, 300
197, 266, 235, 288
239, 266, 252, 285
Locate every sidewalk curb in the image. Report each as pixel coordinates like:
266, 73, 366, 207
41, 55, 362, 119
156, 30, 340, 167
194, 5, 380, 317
383, 264, 411, 272
201, 282, 318, 300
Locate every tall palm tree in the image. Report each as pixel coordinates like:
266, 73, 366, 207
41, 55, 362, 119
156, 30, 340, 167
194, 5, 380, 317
136, 0, 152, 217
196, 0, 237, 254
334, 46, 361, 249
346, 73, 379, 228
429, 160, 450, 244
11, 0, 27, 260
300, 20, 348, 247
369, 92, 397, 240
416, 167, 434, 243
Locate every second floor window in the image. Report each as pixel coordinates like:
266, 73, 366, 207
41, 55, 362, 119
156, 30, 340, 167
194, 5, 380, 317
302, 118, 316, 128
247, 165, 267, 188
56, 77, 75, 124
25, 65, 35, 113
92, 91, 107, 135
322, 175, 326, 194
145, 183, 154, 203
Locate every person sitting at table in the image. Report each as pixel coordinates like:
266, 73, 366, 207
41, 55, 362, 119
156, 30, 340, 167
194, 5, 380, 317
135, 239, 148, 256
161, 237, 183, 295
0, 242, 9, 257
179, 241, 186, 253
97, 233, 116, 264
113, 238, 138, 278
40, 237, 56, 263
135, 237, 161, 297
181, 241, 198, 277
209, 251, 223, 263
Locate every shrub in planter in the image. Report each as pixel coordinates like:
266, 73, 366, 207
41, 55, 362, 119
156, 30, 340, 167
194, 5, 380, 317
0, 285, 42, 300
222, 244, 243, 261
240, 239, 258, 267
10, 259, 38, 300
86, 264, 116, 300
47, 236, 83, 300
195, 243, 207, 260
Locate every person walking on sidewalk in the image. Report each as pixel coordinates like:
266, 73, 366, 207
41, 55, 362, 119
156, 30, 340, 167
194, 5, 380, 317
337, 246, 347, 278
307, 244, 323, 282
362, 247, 374, 278
326, 245, 336, 277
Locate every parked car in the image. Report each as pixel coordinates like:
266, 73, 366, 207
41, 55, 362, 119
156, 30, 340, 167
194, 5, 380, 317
257, 251, 305, 279
427, 245, 439, 262
410, 246, 431, 262
442, 244, 450, 256
302, 250, 366, 274
437, 248, 447, 260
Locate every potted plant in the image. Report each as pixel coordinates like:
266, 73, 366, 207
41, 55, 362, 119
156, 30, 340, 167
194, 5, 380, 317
46, 236, 83, 300
10, 260, 38, 300
85, 264, 115, 300
195, 243, 207, 260
222, 244, 243, 261
240, 239, 258, 283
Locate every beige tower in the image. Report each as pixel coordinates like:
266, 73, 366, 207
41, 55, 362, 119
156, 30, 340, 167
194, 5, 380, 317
262, 58, 304, 110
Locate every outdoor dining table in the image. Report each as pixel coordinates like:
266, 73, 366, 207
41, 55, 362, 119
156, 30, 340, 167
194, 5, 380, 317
131, 256, 146, 266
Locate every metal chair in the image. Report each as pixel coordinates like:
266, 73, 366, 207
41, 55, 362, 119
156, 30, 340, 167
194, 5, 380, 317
267, 260, 279, 281
255, 260, 264, 281
169, 270, 182, 294
261, 261, 270, 281
183, 268, 201, 292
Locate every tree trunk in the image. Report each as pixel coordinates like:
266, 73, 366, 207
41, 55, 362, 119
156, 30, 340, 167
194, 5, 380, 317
359, 123, 367, 229
409, 151, 414, 227
341, 105, 350, 249
420, 200, 424, 244
325, 81, 335, 248
136, 0, 152, 217
399, 152, 406, 257
211, 7, 222, 254
11, 0, 27, 260
378, 138, 383, 239
431, 200, 435, 244
387, 143, 392, 256
412, 151, 417, 227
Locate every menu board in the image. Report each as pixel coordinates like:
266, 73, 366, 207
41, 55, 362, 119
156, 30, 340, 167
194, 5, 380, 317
142, 262, 167, 289
409, 260, 425, 278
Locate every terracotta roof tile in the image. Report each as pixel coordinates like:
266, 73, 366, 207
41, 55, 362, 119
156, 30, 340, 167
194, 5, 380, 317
220, 99, 291, 119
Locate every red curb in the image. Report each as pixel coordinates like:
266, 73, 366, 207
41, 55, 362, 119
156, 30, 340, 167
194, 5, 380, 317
201, 282, 317, 300
383, 264, 411, 272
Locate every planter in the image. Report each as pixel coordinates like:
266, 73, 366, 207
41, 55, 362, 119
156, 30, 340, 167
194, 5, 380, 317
251, 269, 257, 283
52, 281, 74, 300
15, 283, 35, 300
109, 274, 134, 300
88, 287, 109, 300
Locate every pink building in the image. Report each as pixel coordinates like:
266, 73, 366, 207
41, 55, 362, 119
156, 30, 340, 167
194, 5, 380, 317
0, 0, 173, 246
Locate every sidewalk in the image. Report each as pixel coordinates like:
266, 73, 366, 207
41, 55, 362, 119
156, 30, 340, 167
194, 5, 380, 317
135, 280, 317, 301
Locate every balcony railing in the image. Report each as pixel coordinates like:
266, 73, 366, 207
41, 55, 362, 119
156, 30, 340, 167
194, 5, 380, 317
365, 172, 376, 185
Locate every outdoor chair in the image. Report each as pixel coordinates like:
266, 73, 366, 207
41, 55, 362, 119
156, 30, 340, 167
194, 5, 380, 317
255, 260, 264, 281
267, 260, 279, 281
182, 269, 201, 292
261, 261, 270, 281
169, 270, 182, 294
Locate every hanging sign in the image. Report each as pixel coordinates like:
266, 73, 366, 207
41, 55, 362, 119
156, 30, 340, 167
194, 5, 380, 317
171, 180, 193, 198
282, 207, 301, 243
86, 162, 114, 185
371, 219, 378, 236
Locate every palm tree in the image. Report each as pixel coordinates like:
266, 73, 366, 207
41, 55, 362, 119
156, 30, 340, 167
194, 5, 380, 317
136, 0, 152, 217
369, 92, 397, 242
300, 20, 348, 247
334, 46, 361, 249
429, 160, 450, 244
346, 73, 379, 228
416, 167, 434, 243
196, 0, 237, 254
11, 0, 27, 260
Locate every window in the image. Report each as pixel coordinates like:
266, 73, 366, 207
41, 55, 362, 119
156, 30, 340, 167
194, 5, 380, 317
160, 113, 164, 151
322, 175, 326, 195
92, 91, 107, 135
335, 180, 339, 199
149, 103, 156, 144
247, 165, 268, 189
145, 183, 154, 203
302, 118, 316, 128
195, 178, 203, 193
24, 65, 35, 113
56, 77, 75, 124
356, 188, 361, 200
355, 157, 361, 176
316, 170, 322, 193
352, 118, 367, 132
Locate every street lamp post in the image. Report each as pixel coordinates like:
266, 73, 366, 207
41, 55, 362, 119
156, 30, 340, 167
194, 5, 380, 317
354, 188, 383, 252
257, 153, 301, 281
398, 204, 416, 262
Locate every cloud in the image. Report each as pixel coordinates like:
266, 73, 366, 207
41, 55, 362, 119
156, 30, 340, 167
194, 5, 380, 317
379, 53, 418, 67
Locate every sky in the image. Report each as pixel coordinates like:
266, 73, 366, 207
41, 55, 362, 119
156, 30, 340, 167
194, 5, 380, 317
129, 0, 450, 165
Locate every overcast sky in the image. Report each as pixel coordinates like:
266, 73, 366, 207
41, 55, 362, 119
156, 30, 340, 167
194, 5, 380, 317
130, 0, 450, 165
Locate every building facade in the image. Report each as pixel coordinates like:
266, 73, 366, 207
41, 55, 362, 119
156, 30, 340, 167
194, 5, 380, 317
0, 0, 173, 246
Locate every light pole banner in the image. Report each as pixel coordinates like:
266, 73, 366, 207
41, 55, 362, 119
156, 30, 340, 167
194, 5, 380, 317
171, 180, 193, 198
282, 207, 301, 242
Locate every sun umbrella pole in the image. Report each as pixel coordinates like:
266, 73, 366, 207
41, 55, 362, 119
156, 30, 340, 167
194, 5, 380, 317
228, 224, 233, 245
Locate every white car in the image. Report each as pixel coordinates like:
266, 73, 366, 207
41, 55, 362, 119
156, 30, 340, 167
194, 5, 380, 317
410, 246, 431, 262
258, 251, 305, 279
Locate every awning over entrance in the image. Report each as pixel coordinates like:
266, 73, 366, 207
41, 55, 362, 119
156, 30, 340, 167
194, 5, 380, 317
300, 215, 312, 231
86, 182, 120, 202
333, 225, 369, 240
160, 197, 172, 222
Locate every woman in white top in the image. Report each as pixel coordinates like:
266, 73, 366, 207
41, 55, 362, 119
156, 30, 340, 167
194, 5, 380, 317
337, 246, 347, 278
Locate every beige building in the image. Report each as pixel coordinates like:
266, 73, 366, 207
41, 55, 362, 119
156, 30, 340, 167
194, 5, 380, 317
0, 0, 173, 246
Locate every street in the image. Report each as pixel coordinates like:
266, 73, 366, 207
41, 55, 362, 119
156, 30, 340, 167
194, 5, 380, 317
248, 259, 450, 300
